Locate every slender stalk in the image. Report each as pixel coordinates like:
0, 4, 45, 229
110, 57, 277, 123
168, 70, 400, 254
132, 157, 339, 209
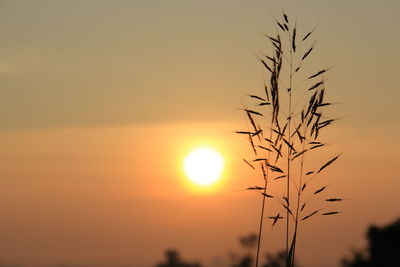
285, 31, 294, 261
255, 180, 268, 267
255, 116, 274, 267
292, 126, 307, 265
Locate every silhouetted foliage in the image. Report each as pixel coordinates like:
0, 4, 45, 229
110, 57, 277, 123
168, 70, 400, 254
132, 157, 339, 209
230, 233, 292, 267
341, 218, 400, 267
239, 233, 258, 250
156, 250, 201, 267
262, 251, 286, 267
262, 250, 300, 267
230, 233, 257, 267
232, 255, 253, 267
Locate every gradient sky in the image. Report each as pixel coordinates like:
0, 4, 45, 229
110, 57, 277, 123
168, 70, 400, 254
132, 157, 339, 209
0, 1, 399, 267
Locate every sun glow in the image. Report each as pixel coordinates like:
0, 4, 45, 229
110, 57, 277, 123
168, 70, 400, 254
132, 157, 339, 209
184, 147, 224, 186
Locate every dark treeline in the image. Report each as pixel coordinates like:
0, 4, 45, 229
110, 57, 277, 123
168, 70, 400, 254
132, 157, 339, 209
1, 218, 399, 267
157, 218, 400, 267
341, 218, 400, 267
157, 233, 287, 267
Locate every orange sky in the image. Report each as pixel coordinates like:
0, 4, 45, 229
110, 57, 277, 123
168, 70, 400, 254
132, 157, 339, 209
0, 1, 399, 267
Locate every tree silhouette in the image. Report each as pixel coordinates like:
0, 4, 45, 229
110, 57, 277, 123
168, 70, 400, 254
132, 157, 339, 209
341, 218, 400, 267
230, 233, 257, 267
156, 250, 201, 267
229, 233, 291, 267
262, 251, 286, 267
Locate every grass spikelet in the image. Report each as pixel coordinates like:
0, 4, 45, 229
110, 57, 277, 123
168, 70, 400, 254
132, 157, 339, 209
265, 138, 273, 144
283, 138, 297, 154
249, 94, 266, 101
270, 213, 283, 227
273, 128, 285, 137
310, 143, 324, 150
301, 46, 314, 61
322, 211, 340, 216
282, 204, 293, 216
236, 131, 253, 135
242, 158, 255, 170
281, 122, 288, 136
284, 23, 289, 31
314, 186, 327, 194
258, 145, 272, 152
261, 59, 273, 73
261, 163, 267, 181
308, 69, 327, 79
271, 144, 283, 158
308, 81, 324, 91
292, 25, 297, 52
264, 84, 270, 101
317, 102, 332, 107
283, 196, 289, 205
266, 35, 281, 45
317, 154, 341, 173
301, 183, 306, 192
309, 141, 321, 145
274, 174, 287, 180
266, 163, 284, 173
266, 55, 278, 64
247, 186, 266, 190
302, 26, 316, 41
272, 41, 283, 54
291, 149, 308, 161
275, 19, 286, 32
294, 126, 305, 143
282, 10, 289, 24
302, 210, 319, 221
252, 129, 263, 137
262, 192, 274, 198
246, 111, 258, 133
275, 144, 283, 162
325, 198, 343, 202
300, 203, 306, 211
248, 134, 257, 155
245, 109, 263, 116
258, 102, 271, 106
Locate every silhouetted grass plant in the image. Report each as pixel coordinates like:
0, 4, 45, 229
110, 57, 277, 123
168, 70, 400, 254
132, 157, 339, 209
236, 11, 343, 267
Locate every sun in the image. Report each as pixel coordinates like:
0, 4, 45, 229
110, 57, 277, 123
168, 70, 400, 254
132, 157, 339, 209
183, 147, 224, 186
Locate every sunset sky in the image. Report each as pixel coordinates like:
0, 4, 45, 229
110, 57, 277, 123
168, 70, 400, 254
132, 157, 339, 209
0, 1, 399, 267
